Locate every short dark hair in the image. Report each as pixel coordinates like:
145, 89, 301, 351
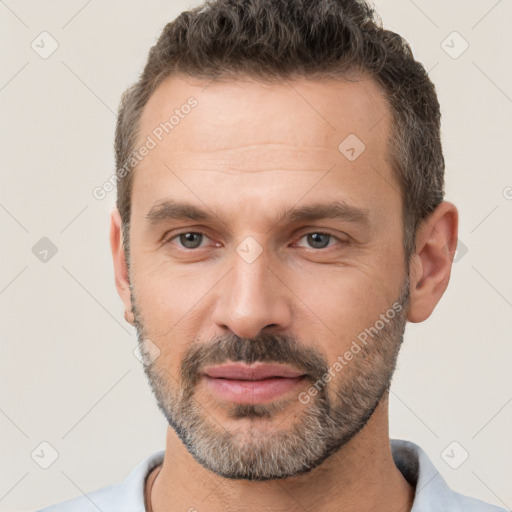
115, 0, 444, 265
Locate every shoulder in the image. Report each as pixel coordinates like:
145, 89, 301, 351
29, 482, 131, 512
391, 439, 507, 512
30, 449, 165, 512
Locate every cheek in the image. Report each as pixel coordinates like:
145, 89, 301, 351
132, 245, 208, 312
290, 267, 392, 362
131, 261, 217, 363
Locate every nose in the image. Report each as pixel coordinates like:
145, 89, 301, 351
211, 249, 293, 339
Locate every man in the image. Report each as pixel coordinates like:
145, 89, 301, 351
33, 0, 506, 511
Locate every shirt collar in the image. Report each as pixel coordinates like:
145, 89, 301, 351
103, 439, 503, 512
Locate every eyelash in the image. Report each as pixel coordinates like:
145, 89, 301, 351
163, 230, 349, 251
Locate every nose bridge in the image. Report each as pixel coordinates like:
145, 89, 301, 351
212, 241, 292, 338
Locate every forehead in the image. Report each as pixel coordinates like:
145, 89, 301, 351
137, 73, 391, 157
131, 73, 398, 229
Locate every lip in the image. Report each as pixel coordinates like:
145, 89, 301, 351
203, 362, 306, 380
201, 362, 307, 404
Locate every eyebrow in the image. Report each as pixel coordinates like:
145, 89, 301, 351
145, 199, 370, 228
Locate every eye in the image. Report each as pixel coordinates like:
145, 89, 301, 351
166, 231, 210, 249
164, 230, 347, 252
295, 232, 345, 250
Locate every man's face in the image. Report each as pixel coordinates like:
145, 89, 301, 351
126, 75, 409, 480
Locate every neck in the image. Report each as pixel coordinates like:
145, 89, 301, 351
150, 395, 415, 512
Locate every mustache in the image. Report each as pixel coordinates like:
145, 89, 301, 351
180, 333, 329, 389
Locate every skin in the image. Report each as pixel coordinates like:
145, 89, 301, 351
110, 74, 458, 512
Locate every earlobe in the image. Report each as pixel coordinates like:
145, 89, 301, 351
406, 201, 459, 323
124, 309, 135, 325
110, 207, 134, 325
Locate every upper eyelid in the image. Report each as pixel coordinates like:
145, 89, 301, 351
164, 229, 212, 241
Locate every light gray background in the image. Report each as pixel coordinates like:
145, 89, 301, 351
1, 1, 511, 511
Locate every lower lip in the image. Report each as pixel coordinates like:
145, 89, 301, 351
203, 375, 306, 404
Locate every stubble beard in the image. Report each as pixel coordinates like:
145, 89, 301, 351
131, 277, 410, 481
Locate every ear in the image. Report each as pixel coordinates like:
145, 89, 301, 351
110, 207, 134, 326
407, 201, 459, 323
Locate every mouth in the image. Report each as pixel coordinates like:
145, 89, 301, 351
201, 362, 308, 404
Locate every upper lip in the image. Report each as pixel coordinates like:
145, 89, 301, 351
202, 362, 306, 380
